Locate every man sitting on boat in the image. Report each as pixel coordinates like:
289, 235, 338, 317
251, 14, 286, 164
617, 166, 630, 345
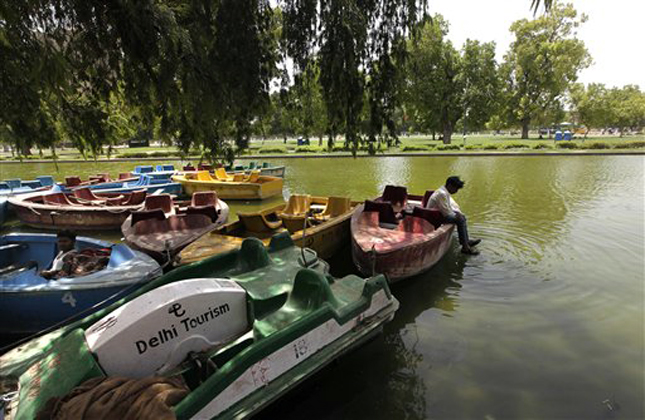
41, 230, 112, 279
426, 176, 481, 255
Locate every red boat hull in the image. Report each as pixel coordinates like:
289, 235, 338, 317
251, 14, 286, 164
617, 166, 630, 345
351, 202, 454, 283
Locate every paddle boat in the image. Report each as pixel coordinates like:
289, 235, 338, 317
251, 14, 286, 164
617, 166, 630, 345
351, 185, 455, 282
8, 188, 147, 230
177, 195, 358, 266
67, 174, 182, 195
131, 164, 178, 178
0, 234, 398, 420
0, 233, 161, 335
62, 173, 134, 188
121, 192, 229, 264
226, 161, 286, 178
1, 177, 56, 225
172, 170, 283, 200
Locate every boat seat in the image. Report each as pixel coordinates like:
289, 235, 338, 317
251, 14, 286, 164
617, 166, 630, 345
421, 190, 435, 208
37, 176, 55, 187
281, 214, 311, 234
239, 212, 282, 233
135, 165, 154, 174
196, 171, 215, 182
245, 170, 261, 183
0, 243, 27, 253
249, 162, 257, 169
412, 206, 445, 229
65, 176, 82, 187
104, 196, 127, 206
191, 191, 218, 207
198, 163, 213, 171
382, 185, 408, 208
319, 196, 351, 219
182, 164, 195, 171
5, 179, 22, 189
283, 195, 311, 216
186, 205, 219, 222
123, 190, 147, 206
118, 172, 132, 180
214, 168, 234, 182
364, 199, 398, 225
397, 216, 433, 234
73, 187, 103, 202
262, 162, 270, 168
144, 194, 174, 214
43, 193, 76, 206
131, 208, 166, 226
254, 269, 340, 339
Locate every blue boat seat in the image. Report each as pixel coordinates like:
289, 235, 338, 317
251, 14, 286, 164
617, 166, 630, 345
0, 243, 26, 253
5, 179, 22, 189
37, 176, 55, 187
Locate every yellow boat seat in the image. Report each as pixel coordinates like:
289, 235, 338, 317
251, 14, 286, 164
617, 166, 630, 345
238, 212, 283, 233
214, 168, 233, 181
196, 171, 214, 182
280, 195, 312, 234
282, 194, 311, 216
233, 173, 246, 182
245, 170, 261, 183
320, 196, 351, 218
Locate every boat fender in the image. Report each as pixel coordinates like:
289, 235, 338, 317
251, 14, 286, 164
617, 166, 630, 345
84, 278, 249, 378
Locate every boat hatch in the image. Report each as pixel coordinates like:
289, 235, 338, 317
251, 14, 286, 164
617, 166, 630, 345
85, 278, 249, 378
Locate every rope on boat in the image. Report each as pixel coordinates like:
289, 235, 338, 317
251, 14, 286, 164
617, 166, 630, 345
370, 245, 377, 277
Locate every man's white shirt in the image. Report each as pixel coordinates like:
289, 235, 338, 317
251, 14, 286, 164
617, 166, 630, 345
426, 186, 461, 217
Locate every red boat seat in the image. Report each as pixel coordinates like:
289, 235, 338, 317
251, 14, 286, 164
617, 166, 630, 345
119, 172, 132, 180
421, 190, 435, 208
123, 190, 147, 206
186, 205, 218, 223
183, 165, 195, 171
43, 193, 75, 206
364, 200, 399, 225
397, 216, 433, 234
382, 185, 408, 208
412, 206, 444, 229
65, 176, 82, 187
144, 194, 174, 214
198, 163, 213, 171
131, 208, 166, 226
191, 191, 217, 207
73, 188, 102, 202
104, 196, 127, 206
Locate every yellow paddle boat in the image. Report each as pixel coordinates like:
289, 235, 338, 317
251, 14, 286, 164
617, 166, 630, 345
172, 169, 284, 200
176, 195, 359, 265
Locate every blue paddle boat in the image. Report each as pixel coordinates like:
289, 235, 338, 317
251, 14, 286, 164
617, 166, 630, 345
0, 233, 161, 335
131, 164, 177, 177
68, 174, 182, 195
0, 176, 56, 225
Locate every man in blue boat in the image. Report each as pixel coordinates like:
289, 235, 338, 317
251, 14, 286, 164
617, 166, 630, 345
426, 176, 481, 255
40, 230, 78, 279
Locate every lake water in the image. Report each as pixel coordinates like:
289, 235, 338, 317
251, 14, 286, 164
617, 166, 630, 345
1, 155, 643, 419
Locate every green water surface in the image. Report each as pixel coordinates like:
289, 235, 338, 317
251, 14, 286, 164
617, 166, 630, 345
1, 156, 643, 419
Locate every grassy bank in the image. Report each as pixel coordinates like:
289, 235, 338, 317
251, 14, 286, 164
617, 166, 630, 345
1, 134, 643, 162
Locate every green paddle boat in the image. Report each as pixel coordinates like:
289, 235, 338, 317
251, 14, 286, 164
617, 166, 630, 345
0, 233, 398, 420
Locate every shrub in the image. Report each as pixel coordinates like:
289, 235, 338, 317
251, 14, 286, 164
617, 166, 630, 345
556, 142, 578, 149
502, 142, 530, 149
465, 144, 483, 150
532, 143, 553, 149
585, 142, 610, 149
401, 144, 430, 152
437, 144, 461, 151
258, 146, 287, 154
483, 143, 500, 150
612, 141, 645, 149
295, 146, 322, 153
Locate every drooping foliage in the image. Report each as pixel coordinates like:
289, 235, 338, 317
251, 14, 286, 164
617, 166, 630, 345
281, 0, 427, 153
0, 0, 277, 162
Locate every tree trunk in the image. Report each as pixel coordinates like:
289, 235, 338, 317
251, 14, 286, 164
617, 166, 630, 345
432, 130, 436, 141
318, 135, 323, 147
442, 125, 453, 144
521, 118, 530, 139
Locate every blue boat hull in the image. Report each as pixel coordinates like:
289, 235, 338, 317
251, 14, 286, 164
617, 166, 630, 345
0, 283, 140, 335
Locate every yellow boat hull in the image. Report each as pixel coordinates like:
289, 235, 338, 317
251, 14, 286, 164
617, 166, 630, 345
172, 174, 284, 200
176, 198, 358, 265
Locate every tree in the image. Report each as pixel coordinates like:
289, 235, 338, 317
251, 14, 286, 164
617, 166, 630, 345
501, 3, 591, 139
281, 0, 426, 153
606, 85, 645, 136
569, 83, 610, 137
405, 18, 500, 143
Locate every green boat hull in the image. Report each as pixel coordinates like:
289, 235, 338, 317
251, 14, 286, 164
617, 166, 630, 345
0, 233, 398, 420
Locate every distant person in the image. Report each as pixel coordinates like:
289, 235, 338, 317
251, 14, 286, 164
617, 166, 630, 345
426, 176, 481, 255
40, 230, 78, 279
